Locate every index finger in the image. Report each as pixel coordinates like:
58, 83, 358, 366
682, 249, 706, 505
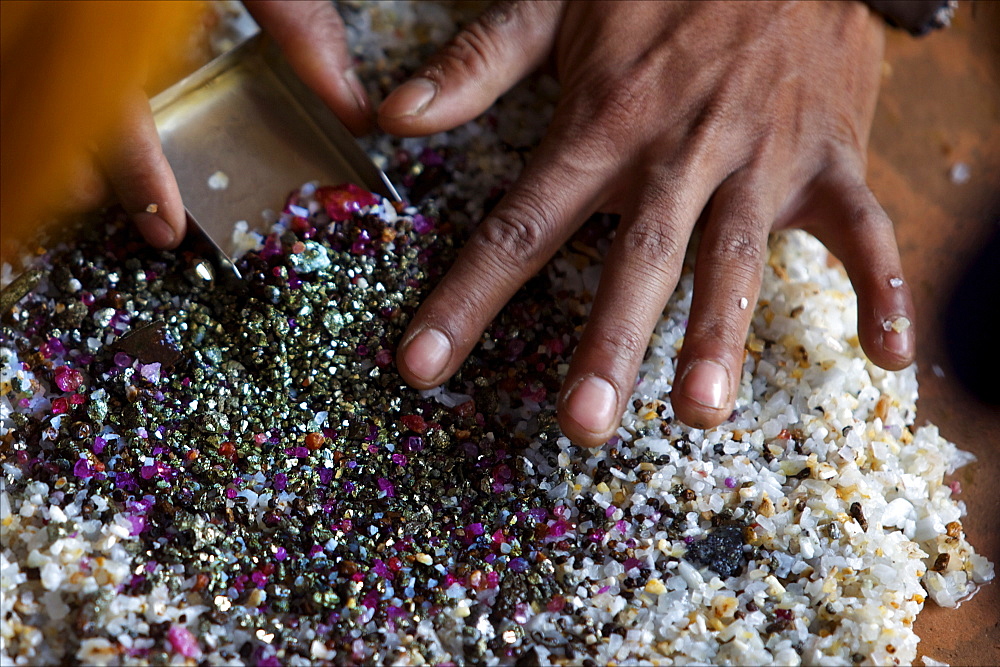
396, 125, 617, 389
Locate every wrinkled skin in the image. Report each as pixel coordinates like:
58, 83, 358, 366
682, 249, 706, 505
81, 1, 916, 446
383, 1, 915, 445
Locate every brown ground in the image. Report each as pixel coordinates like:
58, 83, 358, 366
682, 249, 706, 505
871, 2, 1000, 664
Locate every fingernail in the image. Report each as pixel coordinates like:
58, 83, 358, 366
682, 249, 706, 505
882, 316, 913, 359
133, 211, 175, 247
679, 360, 729, 410
403, 327, 451, 384
564, 375, 619, 436
344, 69, 369, 113
380, 77, 437, 119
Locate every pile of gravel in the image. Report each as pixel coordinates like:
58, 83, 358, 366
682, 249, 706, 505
1, 2, 992, 665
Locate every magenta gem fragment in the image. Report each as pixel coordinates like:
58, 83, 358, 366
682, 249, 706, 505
377, 477, 396, 497
725, 476, 738, 489
40, 337, 66, 359
392, 453, 407, 466
273, 473, 287, 492
275, 547, 287, 562
114, 352, 133, 368
374, 348, 392, 367
73, 458, 92, 478
51, 397, 69, 415
260, 233, 283, 260
54, 366, 83, 392
139, 362, 161, 383
508, 557, 528, 573
127, 515, 146, 536
547, 595, 567, 613
514, 603, 529, 625
412, 214, 433, 234
167, 625, 201, 659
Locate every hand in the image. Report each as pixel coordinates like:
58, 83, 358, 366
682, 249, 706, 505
381, 1, 916, 445
71, 0, 372, 249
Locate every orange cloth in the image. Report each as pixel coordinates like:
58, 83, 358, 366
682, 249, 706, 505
1, 0, 204, 260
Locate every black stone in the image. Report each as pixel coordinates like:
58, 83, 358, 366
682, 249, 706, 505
684, 525, 746, 578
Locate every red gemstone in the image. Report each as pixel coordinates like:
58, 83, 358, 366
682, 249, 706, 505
314, 184, 379, 222
400, 414, 427, 433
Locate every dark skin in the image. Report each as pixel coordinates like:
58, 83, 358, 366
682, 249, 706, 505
78, 1, 916, 446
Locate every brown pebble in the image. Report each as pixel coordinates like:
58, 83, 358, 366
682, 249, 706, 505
931, 553, 950, 572
849, 502, 868, 532
305, 432, 325, 450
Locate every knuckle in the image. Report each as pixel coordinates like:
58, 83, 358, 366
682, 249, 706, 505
472, 198, 547, 265
619, 222, 684, 269
427, 22, 498, 81
713, 225, 765, 269
593, 322, 649, 361
691, 315, 748, 356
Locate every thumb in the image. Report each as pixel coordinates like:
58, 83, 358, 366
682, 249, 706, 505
378, 1, 564, 137
244, 0, 372, 135
98, 91, 186, 249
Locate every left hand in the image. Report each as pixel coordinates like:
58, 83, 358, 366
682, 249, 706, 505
379, 0, 915, 446
62, 0, 372, 250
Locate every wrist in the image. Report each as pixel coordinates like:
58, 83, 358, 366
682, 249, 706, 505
860, 0, 957, 36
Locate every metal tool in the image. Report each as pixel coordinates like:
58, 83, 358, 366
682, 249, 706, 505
151, 32, 399, 280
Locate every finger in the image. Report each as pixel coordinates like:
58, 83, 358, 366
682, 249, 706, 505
98, 92, 185, 249
63, 151, 112, 215
672, 170, 775, 429
803, 169, 915, 370
244, 0, 371, 135
557, 168, 718, 447
396, 125, 615, 389
378, 1, 563, 136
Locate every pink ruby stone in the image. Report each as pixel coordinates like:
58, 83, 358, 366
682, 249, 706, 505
315, 183, 379, 222
547, 595, 566, 613
167, 625, 201, 659
54, 366, 83, 392
375, 349, 393, 367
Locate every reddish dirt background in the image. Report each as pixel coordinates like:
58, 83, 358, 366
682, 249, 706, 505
870, 2, 1000, 664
